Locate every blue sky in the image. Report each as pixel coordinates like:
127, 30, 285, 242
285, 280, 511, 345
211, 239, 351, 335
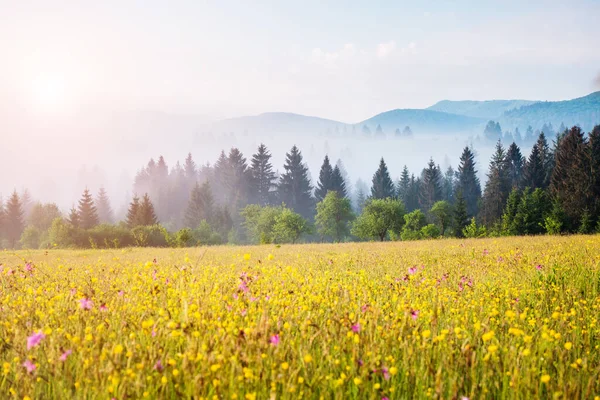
1, 0, 599, 122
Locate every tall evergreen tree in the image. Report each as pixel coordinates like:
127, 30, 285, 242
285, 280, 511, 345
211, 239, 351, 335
453, 191, 469, 237
536, 132, 553, 189
419, 158, 442, 212
370, 158, 395, 199
455, 147, 482, 217
278, 146, 314, 219
330, 165, 348, 198
126, 196, 141, 228
77, 188, 99, 229
184, 153, 197, 183
481, 141, 510, 225
523, 143, 545, 189
4, 191, 24, 247
405, 175, 421, 212
315, 155, 333, 202
20, 188, 33, 219
67, 205, 81, 228
483, 121, 502, 142
441, 166, 455, 203
397, 165, 411, 204
506, 142, 525, 189
138, 193, 158, 226
184, 181, 214, 228
95, 187, 114, 224
589, 125, 600, 218
249, 144, 276, 206
226, 148, 251, 211
524, 125, 535, 144
550, 126, 590, 231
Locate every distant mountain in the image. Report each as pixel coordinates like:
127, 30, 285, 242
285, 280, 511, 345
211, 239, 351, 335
357, 109, 483, 134
205, 112, 348, 135
499, 91, 600, 132
427, 99, 538, 119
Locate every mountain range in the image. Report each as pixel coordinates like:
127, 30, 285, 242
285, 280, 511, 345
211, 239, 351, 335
204, 91, 600, 136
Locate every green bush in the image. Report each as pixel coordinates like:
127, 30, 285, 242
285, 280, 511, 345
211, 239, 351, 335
131, 225, 170, 247
421, 224, 441, 239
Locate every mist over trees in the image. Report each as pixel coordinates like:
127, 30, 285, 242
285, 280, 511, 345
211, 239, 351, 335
2, 123, 600, 249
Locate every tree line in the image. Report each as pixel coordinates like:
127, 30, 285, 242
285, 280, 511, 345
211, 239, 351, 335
0, 124, 598, 248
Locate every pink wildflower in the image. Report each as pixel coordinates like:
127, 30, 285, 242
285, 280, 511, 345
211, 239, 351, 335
270, 334, 280, 346
59, 349, 72, 361
351, 323, 361, 333
27, 331, 45, 350
536, 264, 543, 271
99, 304, 108, 312
410, 309, 419, 321
23, 359, 36, 373
155, 360, 164, 372
408, 266, 417, 274
25, 262, 33, 272
79, 298, 93, 310
381, 367, 391, 380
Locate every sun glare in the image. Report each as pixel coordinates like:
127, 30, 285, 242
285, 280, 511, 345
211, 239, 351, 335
29, 73, 70, 114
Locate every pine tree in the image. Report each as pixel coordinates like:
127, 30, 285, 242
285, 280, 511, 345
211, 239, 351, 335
249, 144, 276, 206
212, 150, 229, 204
4, 190, 24, 247
278, 146, 314, 219
536, 133, 553, 189
406, 175, 421, 212
397, 166, 411, 204
334, 159, 351, 199
95, 187, 114, 224
138, 193, 158, 226
501, 188, 521, 235
589, 125, 600, 219
483, 121, 502, 142
453, 191, 469, 237
370, 158, 395, 199
67, 205, 81, 228
20, 188, 33, 219
126, 196, 141, 228
420, 158, 442, 212
506, 142, 525, 189
330, 165, 348, 198
184, 153, 197, 183
550, 126, 590, 231
184, 181, 214, 228
226, 148, 251, 211
77, 188, 99, 229
442, 166, 455, 203
455, 147, 481, 217
481, 141, 510, 225
315, 155, 333, 202
523, 143, 545, 189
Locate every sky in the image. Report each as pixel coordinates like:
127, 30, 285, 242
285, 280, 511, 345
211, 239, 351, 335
1, 0, 599, 124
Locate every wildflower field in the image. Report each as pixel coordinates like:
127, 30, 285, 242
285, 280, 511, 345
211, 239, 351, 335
1, 236, 600, 399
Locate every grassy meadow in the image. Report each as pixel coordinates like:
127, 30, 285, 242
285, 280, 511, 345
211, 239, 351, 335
1, 236, 600, 399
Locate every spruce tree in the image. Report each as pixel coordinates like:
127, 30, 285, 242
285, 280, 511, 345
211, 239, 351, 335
419, 158, 442, 212
455, 147, 481, 217
397, 166, 411, 204
278, 145, 314, 219
506, 142, 525, 189
184, 181, 214, 228
501, 188, 521, 235
481, 141, 510, 226
95, 187, 114, 224
4, 190, 24, 248
536, 132, 553, 189
550, 126, 590, 231
138, 193, 158, 226
330, 165, 348, 198
249, 144, 276, 206
523, 144, 544, 190
126, 196, 140, 228
442, 166, 455, 203
589, 125, 600, 219
226, 148, 251, 211
20, 188, 33, 219
67, 205, 81, 228
77, 188, 99, 229
370, 158, 395, 199
184, 153, 197, 183
315, 155, 333, 202
453, 191, 469, 237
